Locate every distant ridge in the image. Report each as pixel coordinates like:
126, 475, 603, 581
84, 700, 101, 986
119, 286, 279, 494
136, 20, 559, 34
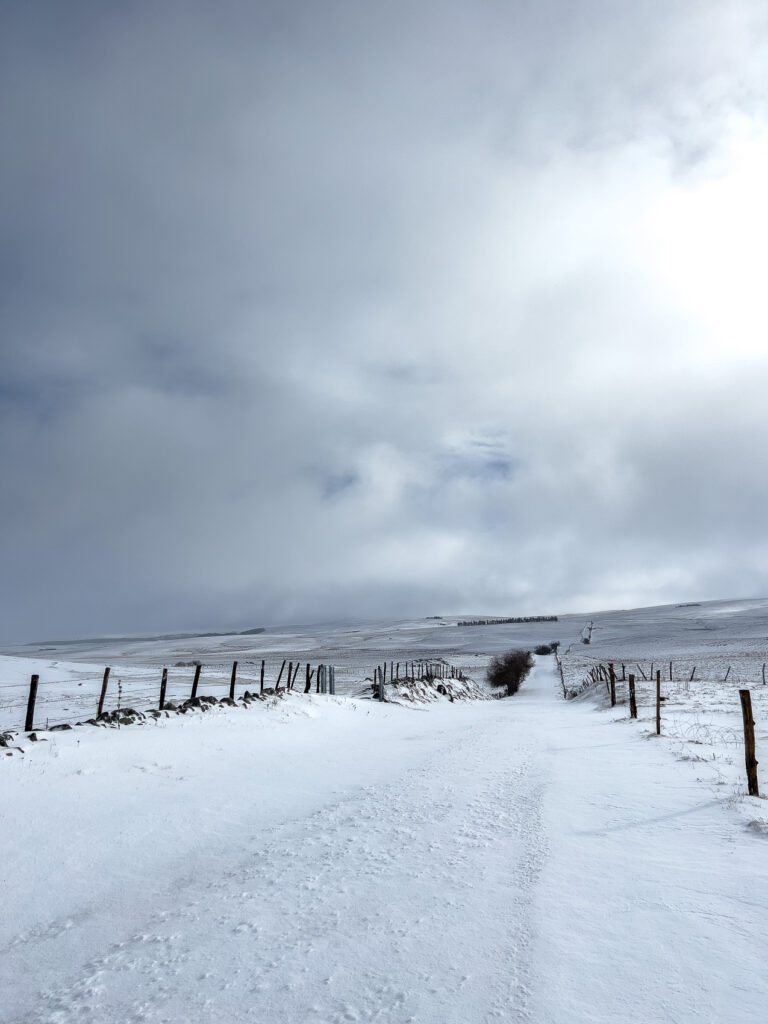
26, 627, 266, 647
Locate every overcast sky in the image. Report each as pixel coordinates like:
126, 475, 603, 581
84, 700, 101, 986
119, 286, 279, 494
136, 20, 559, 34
1, 0, 767, 641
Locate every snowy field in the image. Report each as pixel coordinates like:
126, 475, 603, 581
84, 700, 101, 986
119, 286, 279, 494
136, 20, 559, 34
3, 599, 768, 1022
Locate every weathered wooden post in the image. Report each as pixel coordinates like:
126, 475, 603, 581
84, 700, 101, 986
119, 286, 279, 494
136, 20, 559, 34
275, 659, 286, 691
260, 659, 265, 695
286, 662, 293, 692
621, 664, 626, 681
609, 663, 616, 707
329, 666, 335, 695
656, 670, 661, 735
669, 660, 673, 681
724, 666, 732, 683
191, 663, 201, 700
159, 667, 168, 710
97, 667, 111, 717
739, 690, 759, 796
25, 674, 39, 732
229, 661, 238, 700
628, 674, 637, 719
305, 663, 311, 693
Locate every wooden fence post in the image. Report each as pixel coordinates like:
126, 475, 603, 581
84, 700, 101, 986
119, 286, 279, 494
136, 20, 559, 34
669, 660, 672, 681
286, 662, 293, 692
191, 663, 201, 700
656, 670, 661, 735
159, 668, 168, 710
621, 664, 626, 681
628, 674, 637, 719
260, 660, 265, 695
97, 667, 111, 717
739, 690, 759, 796
724, 666, 731, 683
275, 659, 286, 691
229, 661, 238, 700
25, 674, 39, 732
609, 663, 616, 707
305, 663, 311, 693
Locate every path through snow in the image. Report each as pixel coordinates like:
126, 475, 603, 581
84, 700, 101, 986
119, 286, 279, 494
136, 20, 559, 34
3, 660, 767, 1022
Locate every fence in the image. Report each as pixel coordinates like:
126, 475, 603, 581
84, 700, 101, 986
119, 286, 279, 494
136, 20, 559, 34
556, 655, 763, 797
2, 656, 472, 734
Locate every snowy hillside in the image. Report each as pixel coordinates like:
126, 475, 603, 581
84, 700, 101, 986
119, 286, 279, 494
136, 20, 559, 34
3, 599, 768, 1021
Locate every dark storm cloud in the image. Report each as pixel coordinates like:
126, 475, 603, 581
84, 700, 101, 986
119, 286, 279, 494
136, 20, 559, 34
1, 0, 767, 639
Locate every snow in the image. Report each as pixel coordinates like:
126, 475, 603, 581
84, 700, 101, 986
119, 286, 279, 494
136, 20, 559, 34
3, 634, 768, 1022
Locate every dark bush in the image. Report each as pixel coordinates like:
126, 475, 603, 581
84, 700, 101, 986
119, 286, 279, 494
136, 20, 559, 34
486, 649, 534, 696
533, 641, 560, 655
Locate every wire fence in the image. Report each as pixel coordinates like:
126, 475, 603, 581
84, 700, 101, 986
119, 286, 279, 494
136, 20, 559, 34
1, 655, 480, 734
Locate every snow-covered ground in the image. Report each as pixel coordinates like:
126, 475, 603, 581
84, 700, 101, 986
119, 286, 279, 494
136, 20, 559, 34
4, 597, 768, 734
3, 646, 768, 1022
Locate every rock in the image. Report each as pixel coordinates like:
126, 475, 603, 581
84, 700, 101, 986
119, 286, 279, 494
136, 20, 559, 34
49, 723, 72, 731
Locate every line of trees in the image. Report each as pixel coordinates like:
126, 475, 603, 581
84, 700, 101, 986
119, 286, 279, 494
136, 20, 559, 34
458, 616, 558, 627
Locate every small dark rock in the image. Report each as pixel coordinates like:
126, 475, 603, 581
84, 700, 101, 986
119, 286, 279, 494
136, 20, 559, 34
49, 723, 73, 731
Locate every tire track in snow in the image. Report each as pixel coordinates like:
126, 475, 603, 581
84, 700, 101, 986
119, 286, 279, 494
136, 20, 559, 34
12, 711, 549, 1024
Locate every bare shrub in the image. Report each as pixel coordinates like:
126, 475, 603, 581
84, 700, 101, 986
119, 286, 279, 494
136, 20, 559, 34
486, 650, 534, 696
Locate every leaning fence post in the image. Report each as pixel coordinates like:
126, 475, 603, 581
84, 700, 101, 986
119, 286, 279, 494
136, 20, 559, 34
229, 661, 238, 700
275, 659, 286, 691
609, 663, 616, 707
25, 674, 39, 732
656, 670, 661, 735
159, 668, 168, 710
739, 690, 759, 796
191, 663, 201, 700
628, 674, 637, 719
97, 667, 111, 717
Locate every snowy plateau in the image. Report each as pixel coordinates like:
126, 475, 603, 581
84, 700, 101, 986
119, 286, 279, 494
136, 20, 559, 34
2, 599, 768, 1023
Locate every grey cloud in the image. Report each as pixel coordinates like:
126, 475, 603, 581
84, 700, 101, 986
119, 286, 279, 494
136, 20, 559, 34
1, 0, 767, 640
